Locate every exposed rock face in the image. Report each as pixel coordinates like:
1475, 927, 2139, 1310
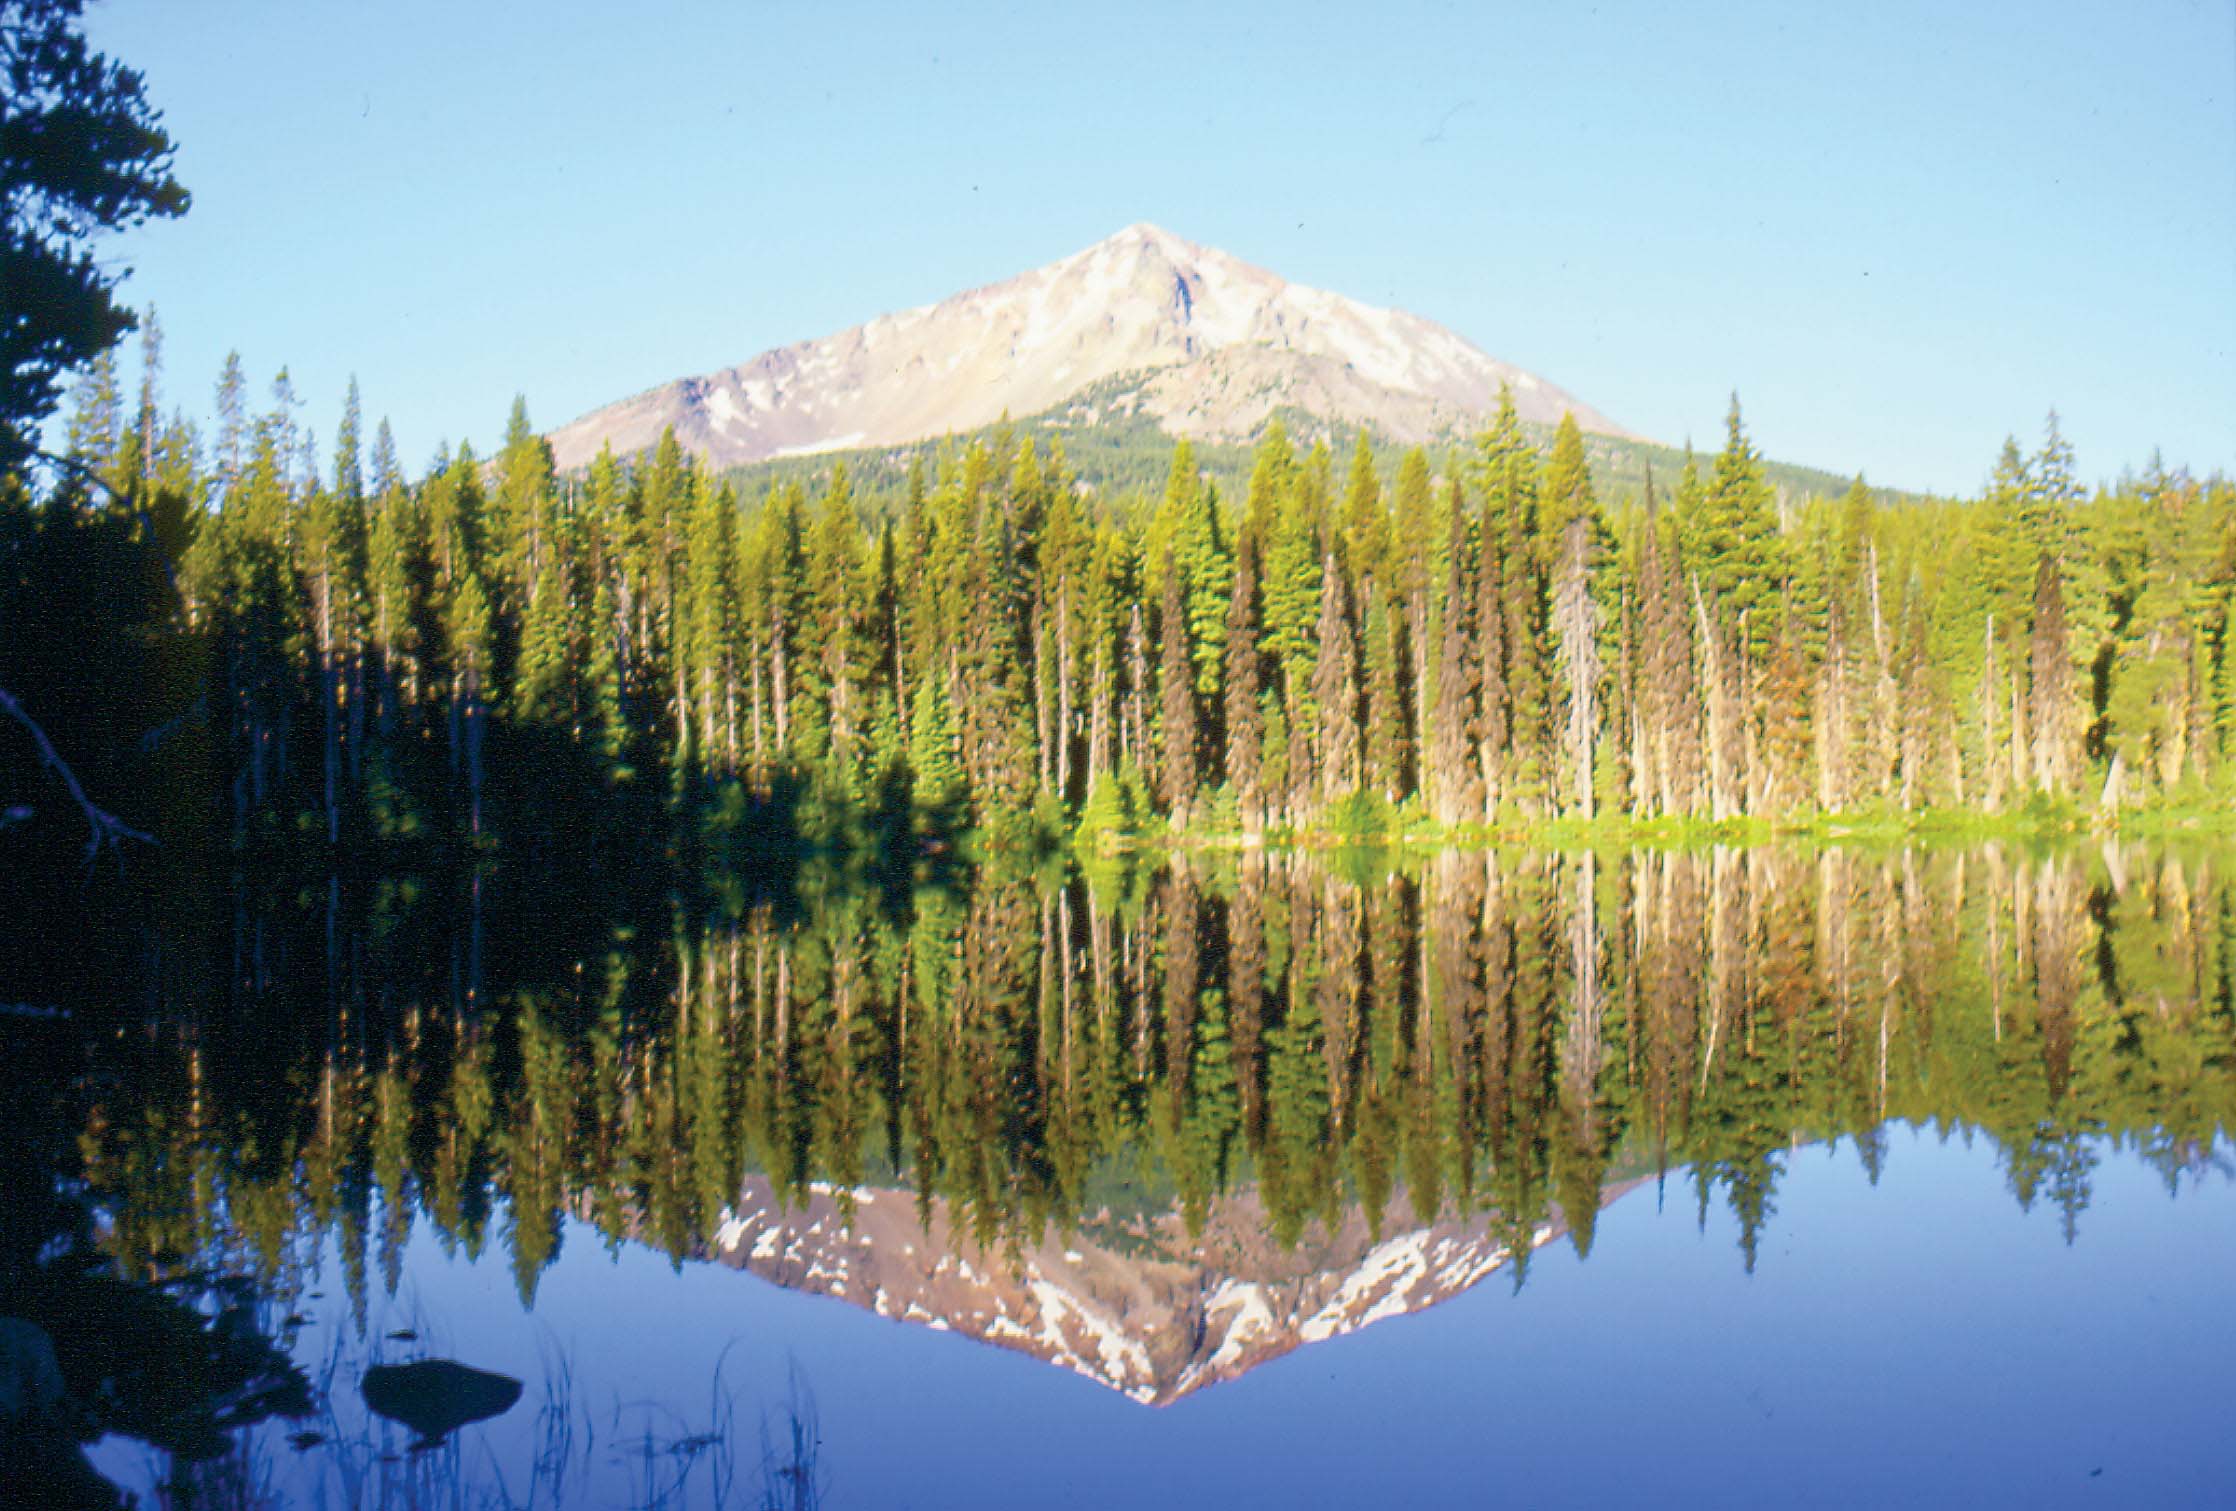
547, 223, 1640, 469
705, 1177, 1643, 1406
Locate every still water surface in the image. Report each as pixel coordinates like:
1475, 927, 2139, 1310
18, 843, 2235, 1506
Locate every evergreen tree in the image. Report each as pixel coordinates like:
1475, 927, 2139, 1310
909, 665, 964, 823
1389, 446, 1436, 614
1363, 578, 1407, 802
1157, 546, 1199, 817
1311, 552, 1360, 803
1693, 395, 1785, 664
120, 306, 164, 498
1222, 529, 1265, 829
1427, 487, 1480, 825
2028, 553, 2077, 794
1261, 451, 1323, 719
212, 350, 248, 497
1551, 504, 1604, 818
1339, 432, 1387, 584
62, 346, 123, 488
493, 395, 555, 597
1480, 387, 1549, 812
1539, 412, 1593, 554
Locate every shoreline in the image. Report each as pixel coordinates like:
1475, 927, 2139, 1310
1072, 799, 2236, 856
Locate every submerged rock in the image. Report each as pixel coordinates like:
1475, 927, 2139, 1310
360, 1359, 522, 1447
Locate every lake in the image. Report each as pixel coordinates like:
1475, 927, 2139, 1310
10, 842, 2234, 1508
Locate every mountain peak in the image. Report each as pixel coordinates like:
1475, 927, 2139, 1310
1085, 220, 1196, 254
546, 228, 1639, 469
1108, 219, 1187, 246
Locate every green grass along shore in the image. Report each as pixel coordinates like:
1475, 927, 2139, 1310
1071, 788, 2236, 856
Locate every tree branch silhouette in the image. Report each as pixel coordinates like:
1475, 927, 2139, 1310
0, 684, 155, 865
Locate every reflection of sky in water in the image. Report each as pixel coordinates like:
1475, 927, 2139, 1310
93, 1127, 2236, 1508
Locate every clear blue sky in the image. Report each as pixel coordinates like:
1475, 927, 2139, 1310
81, 0, 2236, 496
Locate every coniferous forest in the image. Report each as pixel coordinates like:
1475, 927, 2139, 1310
7, 331, 2233, 884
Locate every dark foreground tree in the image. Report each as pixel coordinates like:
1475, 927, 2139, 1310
1, 0, 190, 473
3, 0, 187, 868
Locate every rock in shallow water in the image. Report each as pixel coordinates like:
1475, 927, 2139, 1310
361, 1359, 523, 1447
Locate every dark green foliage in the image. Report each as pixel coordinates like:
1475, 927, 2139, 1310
1221, 528, 1265, 827
1311, 550, 1360, 802
1155, 544, 1198, 816
1687, 395, 1786, 664
0, 0, 190, 472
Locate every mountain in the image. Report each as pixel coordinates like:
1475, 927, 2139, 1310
546, 223, 1642, 470
700, 1175, 1645, 1406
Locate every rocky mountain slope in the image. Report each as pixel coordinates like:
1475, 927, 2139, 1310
547, 224, 1640, 470
703, 1176, 1644, 1405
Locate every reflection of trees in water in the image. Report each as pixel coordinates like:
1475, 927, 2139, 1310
59, 845, 2236, 1323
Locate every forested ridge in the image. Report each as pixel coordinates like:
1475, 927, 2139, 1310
708, 378, 1913, 527
7, 328, 2235, 873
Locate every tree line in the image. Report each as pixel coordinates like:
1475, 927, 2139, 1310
9, 330, 2235, 872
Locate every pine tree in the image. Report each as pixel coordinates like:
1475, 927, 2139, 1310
585, 569, 628, 780
122, 306, 163, 498
364, 421, 423, 733
1693, 572, 1743, 819
1427, 487, 1479, 825
333, 378, 365, 510
955, 499, 1037, 822
1757, 616, 1812, 812
62, 346, 123, 492
1979, 440, 2037, 631
1222, 529, 1265, 829
909, 666, 964, 821
1152, 439, 1232, 699
1157, 546, 1198, 818
447, 566, 493, 834
805, 466, 865, 783
1480, 387, 1548, 812
514, 555, 577, 729
1693, 395, 1785, 665
2025, 410, 2083, 560
1637, 486, 1700, 814
213, 350, 248, 498
1389, 447, 1435, 613
1339, 432, 1387, 584
1539, 412, 1593, 556
1261, 453, 1323, 720
1551, 509, 1603, 819
301, 398, 368, 839
1363, 578, 1407, 802
1475, 489, 1510, 817
493, 395, 555, 598
1311, 552, 1360, 804
2029, 554, 2076, 792
1391, 446, 1437, 775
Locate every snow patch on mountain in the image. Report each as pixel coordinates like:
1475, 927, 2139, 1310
699, 1175, 1646, 1407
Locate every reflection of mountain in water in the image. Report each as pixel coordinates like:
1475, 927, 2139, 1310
707, 1176, 1642, 1404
